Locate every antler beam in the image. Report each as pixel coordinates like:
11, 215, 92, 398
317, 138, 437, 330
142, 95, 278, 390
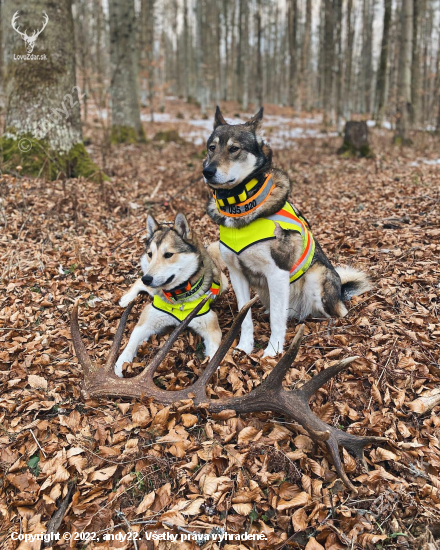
71, 297, 386, 491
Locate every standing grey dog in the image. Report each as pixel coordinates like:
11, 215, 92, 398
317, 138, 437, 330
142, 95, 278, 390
203, 107, 370, 357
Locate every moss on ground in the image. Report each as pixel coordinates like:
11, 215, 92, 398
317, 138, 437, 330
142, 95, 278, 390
110, 125, 146, 144
392, 135, 413, 147
337, 141, 375, 159
0, 131, 107, 181
153, 129, 183, 143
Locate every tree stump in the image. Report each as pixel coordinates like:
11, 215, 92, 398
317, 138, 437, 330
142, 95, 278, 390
338, 121, 374, 157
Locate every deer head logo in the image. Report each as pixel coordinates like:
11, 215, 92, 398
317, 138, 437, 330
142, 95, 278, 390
11, 11, 49, 54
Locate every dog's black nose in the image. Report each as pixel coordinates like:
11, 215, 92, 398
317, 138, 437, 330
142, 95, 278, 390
142, 274, 153, 286
203, 166, 216, 179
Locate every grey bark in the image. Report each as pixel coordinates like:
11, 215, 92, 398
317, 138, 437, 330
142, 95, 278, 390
410, 0, 425, 126
375, 0, 392, 125
395, 0, 413, 143
323, 0, 334, 124
0, 0, 3, 106
344, 0, 354, 119
335, 0, 343, 131
255, 0, 263, 108
2, 0, 82, 152
108, 0, 143, 138
300, 0, 312, 110
288, 0, 298, 108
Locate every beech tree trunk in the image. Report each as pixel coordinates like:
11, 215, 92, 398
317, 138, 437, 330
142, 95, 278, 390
395, 0, 413, 144
411, 0, 425, 126
288, 0, 297, 108
344, 0, 354, 119
323, 0, 334, 124
0, 0, 3, 106
300, 0, 312, 110
375, 0, 392, 125
109, 0, 144, 143
2, 0, 82, 152
255, 0, 263, 108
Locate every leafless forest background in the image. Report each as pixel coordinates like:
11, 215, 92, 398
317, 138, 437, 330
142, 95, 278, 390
72, 0, 440, 137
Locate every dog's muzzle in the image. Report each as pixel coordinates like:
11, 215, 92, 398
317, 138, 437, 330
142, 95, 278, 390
202, 165, 217, 180
141, 274, 153, 286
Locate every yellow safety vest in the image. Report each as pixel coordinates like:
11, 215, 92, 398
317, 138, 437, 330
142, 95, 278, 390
152, 281, 221, 321
219, 202, 315, 283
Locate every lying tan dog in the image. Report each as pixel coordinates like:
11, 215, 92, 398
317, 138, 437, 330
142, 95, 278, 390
115, 213, 227, 377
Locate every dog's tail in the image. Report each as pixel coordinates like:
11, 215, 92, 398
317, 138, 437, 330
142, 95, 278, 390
336, 266, 371, 301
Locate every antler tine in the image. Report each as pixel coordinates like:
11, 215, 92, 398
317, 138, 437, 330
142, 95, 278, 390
264, 324, 305, 388
337, 432, 389, 469
298, 356, 359, 400
196, 296, 259, 388
138, 296, 210, 382
104, 299, 138, 372
71, 300, 95, 376
325, 436, 357, 492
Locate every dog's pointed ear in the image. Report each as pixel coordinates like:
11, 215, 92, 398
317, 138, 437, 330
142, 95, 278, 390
245, 107, 264, 132
214, 106, 227, 130
174, 213, 191, 240
146, 215, 159, 240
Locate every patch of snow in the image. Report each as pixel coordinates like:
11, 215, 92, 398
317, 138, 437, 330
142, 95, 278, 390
409, 158, 440, 167
367, 119, 392, 130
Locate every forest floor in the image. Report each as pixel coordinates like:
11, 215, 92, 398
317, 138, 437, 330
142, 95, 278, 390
1, 101, 440, 550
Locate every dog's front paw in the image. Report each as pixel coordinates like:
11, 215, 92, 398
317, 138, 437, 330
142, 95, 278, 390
262, 340, 283, 357
119, 293, 134, 308
235, 338, 254, 355
114, 358, 127, 377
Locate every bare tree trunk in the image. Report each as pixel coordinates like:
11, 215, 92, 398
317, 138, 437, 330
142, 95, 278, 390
0, 0, 3, 106
410, 0, 425, 126
323, 0, 334, 124
143, 0, 155, 121
335, 0, 343, 131
222, 0, 230, 101
109, 0, 144, 142
394, 0, 413, 144
183, 0, 189, 101
433, 18, 440, 132
375, 0, 392, 126
1, 0, 103, 179
361, 0, 374, 113
241, 0, 249, 110
300, 0, 312, 111
288, 0, 298, 108
255, 0, 263, 108
344, 0, 354, 119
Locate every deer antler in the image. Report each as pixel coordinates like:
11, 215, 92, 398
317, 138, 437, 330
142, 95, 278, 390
11, 11, 28, 40
71, 297, 387, 491
32, 12, 49, 39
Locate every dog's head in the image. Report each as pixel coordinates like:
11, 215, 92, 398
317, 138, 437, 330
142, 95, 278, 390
140, 213, 200, 289
202, 106, 271, 189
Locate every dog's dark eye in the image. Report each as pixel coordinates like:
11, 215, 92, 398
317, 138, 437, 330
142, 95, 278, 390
229, 146, 239, 153
164, 252, 174, 259
208, 145, 216, 152
147, 251, 152, 258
